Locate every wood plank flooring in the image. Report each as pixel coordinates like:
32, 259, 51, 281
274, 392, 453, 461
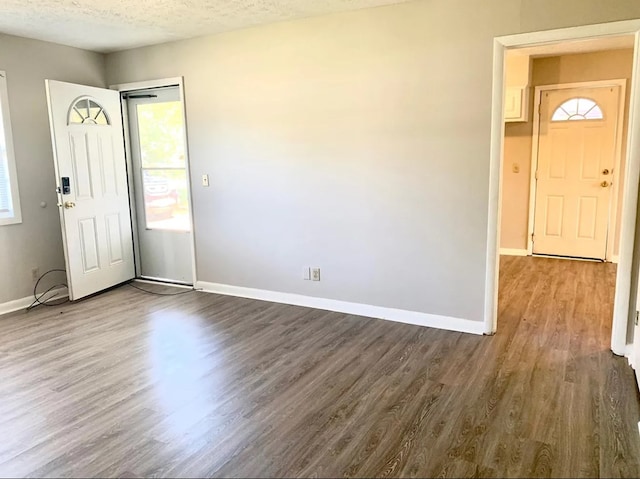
0, 256, 639, 477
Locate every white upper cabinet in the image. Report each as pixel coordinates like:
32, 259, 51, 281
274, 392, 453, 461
504, 53, 531, 122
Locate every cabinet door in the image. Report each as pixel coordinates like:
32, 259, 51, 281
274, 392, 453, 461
505, 86, 526, 122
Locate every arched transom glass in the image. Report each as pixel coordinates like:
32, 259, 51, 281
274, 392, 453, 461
551, 97, 604, 121
69, 97, 110, 125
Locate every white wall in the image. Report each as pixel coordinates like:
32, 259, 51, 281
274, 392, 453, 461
0, 34, 105, 304
105, 0, 640, 324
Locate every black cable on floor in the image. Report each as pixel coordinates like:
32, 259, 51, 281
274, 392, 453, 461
26, 270, 198, 310
27, 269, 70, 311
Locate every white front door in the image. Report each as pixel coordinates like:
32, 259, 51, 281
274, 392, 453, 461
46, 80, 135, 300
533, 86, 621, 260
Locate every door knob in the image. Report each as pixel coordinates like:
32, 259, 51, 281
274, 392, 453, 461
64, 201, 76, 209
601, 181, 610, 188
602, 169, 610, 175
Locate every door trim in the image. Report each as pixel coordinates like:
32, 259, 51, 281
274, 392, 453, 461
110, 77, 198, 287
485, 20, 640, 357
527, 80, 627, 261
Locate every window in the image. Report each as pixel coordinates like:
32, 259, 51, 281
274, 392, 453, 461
69, 97, 109, 125
551, 97, 604, 121
135, 101, 190, 232
0, 71, 21, 225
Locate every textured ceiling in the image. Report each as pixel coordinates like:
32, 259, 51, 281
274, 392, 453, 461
1, 0, 412, 53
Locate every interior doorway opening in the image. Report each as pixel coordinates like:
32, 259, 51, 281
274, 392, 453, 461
485, 22, 640, 363
497, 38, 634, 348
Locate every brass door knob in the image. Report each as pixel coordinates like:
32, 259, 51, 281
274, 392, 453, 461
64, 201, 76, 209
601, 181, 610, 188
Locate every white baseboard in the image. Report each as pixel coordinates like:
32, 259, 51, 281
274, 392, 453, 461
0, 288, 69, 317
195, 281, 485, 335
626, 343, 635, 368
499, 248, 529, 256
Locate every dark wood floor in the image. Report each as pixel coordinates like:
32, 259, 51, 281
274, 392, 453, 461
0, 256, 639, 477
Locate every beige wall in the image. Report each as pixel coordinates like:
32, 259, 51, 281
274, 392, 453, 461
104, 0, 640, 323
501, 49, 634, 253
0, 34, 105, 304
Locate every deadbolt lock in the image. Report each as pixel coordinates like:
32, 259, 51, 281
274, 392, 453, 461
602, 169, 610, 175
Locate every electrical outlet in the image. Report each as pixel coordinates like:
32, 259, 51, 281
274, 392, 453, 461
202, 174, 210, 187
311, 268, 321, 281
31, 267, 39, 282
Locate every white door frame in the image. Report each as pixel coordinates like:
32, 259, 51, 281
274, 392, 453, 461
485, 20, 640, 356
527, 79, 628, 261
109, 77, 198, 286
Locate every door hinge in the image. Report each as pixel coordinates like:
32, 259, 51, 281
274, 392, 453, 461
635, 311, 639, 326
531, 233, 535, 242
535, 170, 538, 180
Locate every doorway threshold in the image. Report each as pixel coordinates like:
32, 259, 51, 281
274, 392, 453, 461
134, 277, 194, 289
531, 253, 604, 263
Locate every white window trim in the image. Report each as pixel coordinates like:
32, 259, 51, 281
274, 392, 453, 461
0, 70, 22, 226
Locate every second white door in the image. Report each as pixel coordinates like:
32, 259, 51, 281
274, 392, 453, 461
126, 86, 193, 284
533, 85, 621, 260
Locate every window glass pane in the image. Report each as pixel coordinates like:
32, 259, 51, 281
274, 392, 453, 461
69, 109, 83, 124
577, 98, 596, 115
584, 105, 604, 120
95, 111, 108, 125
561, 98, 579, 115
0, 72, 20, 224
80, 99, 90, 120
88, 107, 102, 122
0, 105, 10, 213
142, 169, 190, 231
137, 101, 185, 168
552, 108, 570, 121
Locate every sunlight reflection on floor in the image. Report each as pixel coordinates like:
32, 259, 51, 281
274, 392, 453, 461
148, 311, 228, 444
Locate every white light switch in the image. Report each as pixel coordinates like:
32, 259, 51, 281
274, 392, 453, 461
202, 174, 210, 187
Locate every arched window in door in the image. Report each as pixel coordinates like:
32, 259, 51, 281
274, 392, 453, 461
68, 97, 110, 125
551, 97, 604, 121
